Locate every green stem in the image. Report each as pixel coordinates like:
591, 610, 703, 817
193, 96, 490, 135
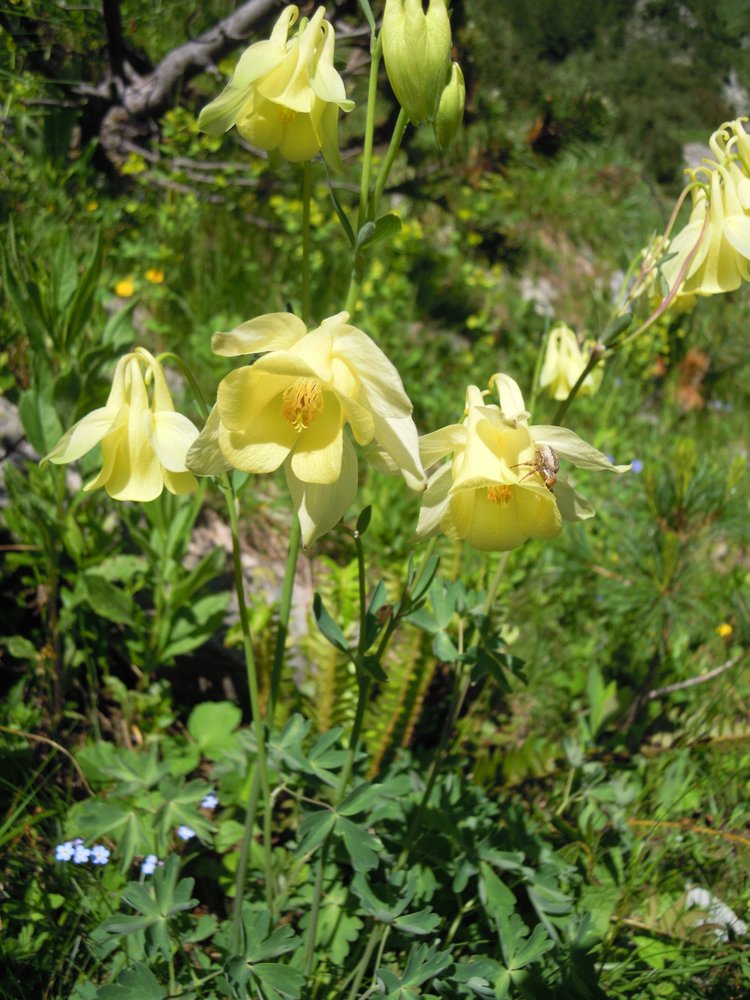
155, 351, 210, 420
401, 551, 507, 857
223, 478, 274, 943
552, 344, 605, 425
372, 108, 408, 218
268, 514, 301, 722
343, 925, 381, 999
344, 33, 383, 317
305, 526, 373, 976
302, 160, 312, 325
357, 32, 383, 232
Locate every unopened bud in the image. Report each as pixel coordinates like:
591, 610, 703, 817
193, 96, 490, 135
382, 0, 452, 125
433, 62, 464, 149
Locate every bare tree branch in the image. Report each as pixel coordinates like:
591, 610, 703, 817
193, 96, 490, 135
647, 652, 745, 700
123, 0, 279, 117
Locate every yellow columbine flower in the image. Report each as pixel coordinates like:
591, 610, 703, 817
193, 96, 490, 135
382, 0, 452, 125
115, 276, 135, 297
414, 374, 628, 552
198, 6, 353, 170
44, 349, 199, 502
538, 323, 602, 401
661, 121, 750, 297
187, 312, 425, 545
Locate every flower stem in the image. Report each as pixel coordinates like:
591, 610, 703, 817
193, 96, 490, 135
305, 526, 374, 976
223, 477, 274, 943
267, 514, 301, 723
357, 31, 383, 232
302, 160, 312, 325
372, 108, 408, 218
155, 351, 210, 420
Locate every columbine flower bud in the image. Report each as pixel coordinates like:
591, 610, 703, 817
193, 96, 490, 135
382, 0, 452, 125
538, 324, 602, 401
433, 62, 464, 149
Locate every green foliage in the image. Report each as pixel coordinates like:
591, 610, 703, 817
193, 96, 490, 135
3, 2, 750, 998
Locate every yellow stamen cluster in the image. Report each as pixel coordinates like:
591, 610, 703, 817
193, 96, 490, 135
282, 379, 323, 431
487, 485, 513, 505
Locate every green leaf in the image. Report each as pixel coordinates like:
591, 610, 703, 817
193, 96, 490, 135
509, 922, 554, 971
70, 800, 154, 870
65, 230, 103, 347
19, 386, 63, 456
253, 963, 305, 999
154, 776, 213, 843
96, 962, 166, 999
393, 908, 440, 935
237, 909, 294, 962
336, 816, 381, 872
313, 593, 350, 654
356, 505, 372, 534
188, 701, 242, 756
338, 782, 383, 817
360, 653, 388, 682
296, 809, 336, 857
2, 635, 38, 660
81, 572, 134, 625
328, 183, 355, 247
409, 553, 440, 604
87, 556, 146, 584
356, 214, 402, 251
433, 630, 459, 662
479, 863, 516, 924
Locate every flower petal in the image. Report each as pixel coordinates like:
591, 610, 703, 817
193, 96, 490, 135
212, 312, 308, 357
285, 432, 358, 545
554, 478, 596, 521
151, 411, 199, 472
371, 411, 425, 491
162, 468, 199, 496
288, 392, 344, 484
413, 462, 452, 541
186, 405, 232, 476
44, 407, 119, 465
531, 425, 630, 472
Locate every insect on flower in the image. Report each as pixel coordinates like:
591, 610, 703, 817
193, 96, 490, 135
513, 444, 560, 491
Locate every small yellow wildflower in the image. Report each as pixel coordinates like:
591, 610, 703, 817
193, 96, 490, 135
716, 622, 733, 638
86, 201, 98, 212
145, 268, 165, 284
115, 276, 135, 297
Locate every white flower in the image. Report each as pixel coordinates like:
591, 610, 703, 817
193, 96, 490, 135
90, 844, 110, 865
176, 825, 196, 842
54, 841, 74, 862
201, 792, 219, 810
72, 844, 91, 864
141, 853, 159, 875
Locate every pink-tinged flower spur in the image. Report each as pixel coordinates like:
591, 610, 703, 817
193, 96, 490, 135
198, 6, 353, 170
661, 120, 750, 298
44, 348, 200, 502
187, 311, 425, 545
415, 374, 629, 552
